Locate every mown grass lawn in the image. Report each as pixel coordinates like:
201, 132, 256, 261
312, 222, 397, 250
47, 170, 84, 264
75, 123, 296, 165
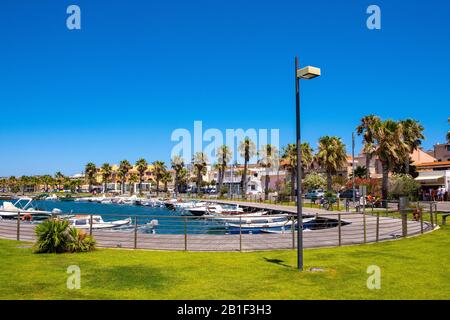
1, 226, 449, 300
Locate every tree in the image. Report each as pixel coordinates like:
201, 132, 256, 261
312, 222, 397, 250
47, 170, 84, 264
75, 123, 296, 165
447, 117, 450, 143
238, 138, 256, 198
282, 143, 313, 198
316, 136, 347, 192
18, 176, 30, 195
100, 163, 112, 194
353, 166, 367, 179
258, 144, 279, 200
171, 156, 184, 195
118, 160, 132, 194
128, 173, 139, 195
388, 173, 420, 200
135, 158, 148, 195
84, 163, 97, 192
41, 175, 53, 192
357, 115, 380, 178
216, 145, 232, 195
192, 152, 208, 193
152, 161, 167, 196
54, 172, 65, 191
161, 171, 172, 192
372, 119, 408, 203
303, 172, 326, 191
400, 119, 425, 174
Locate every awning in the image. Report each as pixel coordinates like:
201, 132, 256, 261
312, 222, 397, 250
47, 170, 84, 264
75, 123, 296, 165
415, 175, 444, 181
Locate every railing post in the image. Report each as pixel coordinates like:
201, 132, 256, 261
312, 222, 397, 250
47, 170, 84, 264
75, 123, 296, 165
376, 212, 380, 242
134, 216, 138, 249
429, 202, 434, 228
89, 214, 93, 237
184, 216, 188, 251
239, 216, 242, 252
420, 207, 424, 234
338, 213, 342, 246
363, 203, 366, 244
17, 211, 20, 241
291, 216, 295, 249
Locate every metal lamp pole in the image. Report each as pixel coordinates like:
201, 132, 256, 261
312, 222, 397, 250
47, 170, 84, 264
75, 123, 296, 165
295, 57, 321, 271
295, 56, 303, 271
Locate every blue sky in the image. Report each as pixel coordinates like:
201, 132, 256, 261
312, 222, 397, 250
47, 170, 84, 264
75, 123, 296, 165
1, 0, 449, 176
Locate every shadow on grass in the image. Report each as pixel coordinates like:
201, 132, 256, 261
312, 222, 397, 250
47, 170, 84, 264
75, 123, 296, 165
263, 257, 292, 268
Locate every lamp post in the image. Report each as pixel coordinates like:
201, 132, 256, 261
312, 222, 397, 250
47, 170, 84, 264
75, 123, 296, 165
352, 132, 356, 206
295, 57, 321, 271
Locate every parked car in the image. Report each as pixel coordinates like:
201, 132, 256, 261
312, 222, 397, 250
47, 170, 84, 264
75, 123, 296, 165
304, 189, 325, 199
339, 189, 360, 200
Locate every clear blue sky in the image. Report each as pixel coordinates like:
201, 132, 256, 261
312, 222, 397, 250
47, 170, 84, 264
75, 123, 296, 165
1, 0, 449, 176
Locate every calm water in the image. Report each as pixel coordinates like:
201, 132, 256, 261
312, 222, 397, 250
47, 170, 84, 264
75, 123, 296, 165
0, 199, 227, 235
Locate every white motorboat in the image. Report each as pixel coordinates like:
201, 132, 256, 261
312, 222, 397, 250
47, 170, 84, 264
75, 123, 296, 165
66, 215, 132, 230
186, 204, 244, 216
0, 197, 59, 220
45, 194, 58, 201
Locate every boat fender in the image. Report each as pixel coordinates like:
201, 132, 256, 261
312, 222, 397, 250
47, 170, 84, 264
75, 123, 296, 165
22, 213, 32, 221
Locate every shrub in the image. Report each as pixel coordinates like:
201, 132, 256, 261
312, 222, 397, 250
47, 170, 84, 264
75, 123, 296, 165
388, 173, 420, 199
33, 218, 96, 254
303, 173, 326, 191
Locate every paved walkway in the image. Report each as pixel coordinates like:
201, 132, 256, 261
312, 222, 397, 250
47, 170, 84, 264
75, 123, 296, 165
0, 200, 435, 251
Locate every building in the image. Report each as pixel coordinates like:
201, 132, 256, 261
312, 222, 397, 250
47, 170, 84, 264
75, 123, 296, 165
430, 143, 450, 162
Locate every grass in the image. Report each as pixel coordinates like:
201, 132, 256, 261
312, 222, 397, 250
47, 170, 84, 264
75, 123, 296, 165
1, 225, 449, 300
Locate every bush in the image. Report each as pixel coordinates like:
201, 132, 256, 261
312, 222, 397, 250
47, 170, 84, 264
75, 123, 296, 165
33, 218, 96, 254
388, 173, 420, 199
303, 172, 326, 191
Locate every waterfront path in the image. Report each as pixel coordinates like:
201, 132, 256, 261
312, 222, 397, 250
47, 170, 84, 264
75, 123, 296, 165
0, 201, 436, 251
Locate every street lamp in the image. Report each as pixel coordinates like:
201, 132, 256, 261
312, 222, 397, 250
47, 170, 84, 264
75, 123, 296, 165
295, 57, 321, 271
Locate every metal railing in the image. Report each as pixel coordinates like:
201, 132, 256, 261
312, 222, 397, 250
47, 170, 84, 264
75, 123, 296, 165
0, 203, 440, 251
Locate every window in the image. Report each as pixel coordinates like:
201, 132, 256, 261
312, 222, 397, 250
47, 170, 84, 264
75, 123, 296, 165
447, 145, 450, 151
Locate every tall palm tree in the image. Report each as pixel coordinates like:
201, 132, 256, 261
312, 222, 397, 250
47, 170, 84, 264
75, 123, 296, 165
447, 117, 450, 143
316, 136, 347, 192
18, 176, 30, 195
400, 119, 425, 174
258, 144, 279, 200
54, 172, 65, 191
135, 158, 148, 195
161, 171, 172, 192
357, 115, 380, 178
128, 173, 139, 195
8, 176, 17, 193
171, 156, 184, 195
84, 163, 97, 192
216, 145, 232, 195
372, 120, 408, 202
152, 161, 167, 196
118, 160, 132, 194
282, 143, 313, 197
192, 152, 208, 193
238, 138, 256, 198
41, 175, 53, 192
101, 163, 112, 194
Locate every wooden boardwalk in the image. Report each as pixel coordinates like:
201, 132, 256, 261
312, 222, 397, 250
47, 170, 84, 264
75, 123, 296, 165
0, 200, 434, 251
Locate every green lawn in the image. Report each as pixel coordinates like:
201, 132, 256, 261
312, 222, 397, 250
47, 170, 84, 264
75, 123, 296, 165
1, 226, 449, 300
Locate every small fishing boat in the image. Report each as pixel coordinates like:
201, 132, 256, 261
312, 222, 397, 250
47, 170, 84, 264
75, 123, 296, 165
65, 215, 132, 230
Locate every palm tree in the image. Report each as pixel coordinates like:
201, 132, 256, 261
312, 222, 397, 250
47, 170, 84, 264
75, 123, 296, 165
18, 176, 30, 195
152, 161, 167, 196
161, 171, 172, 192
118, 160, 132, 194
84, 163, 97, 192
357, 115, 380, 178
54, 172, 65, 191
171, 156, 184, 195
238, 138, 256, 198
8, 176, 17, 193
135, 158, 148, 195
316, 136, 347, 192
40, 175, 53, 193
101, 163, 112, 194
282, 143, 313, 198
258, 144, 279, 200
372, 120, 408, 202
400, 119, 425, 174
128, 173, 139, 195
447, 117, 450, 143
192, 152, 208, 193
216, 145, 232, 195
